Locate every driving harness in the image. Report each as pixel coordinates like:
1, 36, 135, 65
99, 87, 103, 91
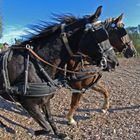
0, 48, 61, 97
0, 45, 101, 97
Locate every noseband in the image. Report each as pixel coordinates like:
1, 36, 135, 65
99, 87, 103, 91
121, 40, 132, 54
98, 43, 113, 69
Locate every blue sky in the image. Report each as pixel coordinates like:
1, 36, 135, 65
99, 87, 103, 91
0, 0, 140, 44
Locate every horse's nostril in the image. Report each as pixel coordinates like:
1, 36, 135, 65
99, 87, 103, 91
116, 63, 119, 66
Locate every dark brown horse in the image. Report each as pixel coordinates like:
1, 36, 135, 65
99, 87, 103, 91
65, 14, 136, 125
65, 54, 107, 125
104, 14, 136, 57
0, 6, 118, 138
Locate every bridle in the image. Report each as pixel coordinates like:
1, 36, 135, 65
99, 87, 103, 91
61, 21, 114, 69
84, 21, 114, 69
121, 40, 133, 55
106, 21, 134, 55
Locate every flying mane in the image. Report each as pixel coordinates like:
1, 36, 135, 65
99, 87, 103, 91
20, 14, 82, 44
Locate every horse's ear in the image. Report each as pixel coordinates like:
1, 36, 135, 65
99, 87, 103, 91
113, 13, 123, 24
89, 6, 102, 22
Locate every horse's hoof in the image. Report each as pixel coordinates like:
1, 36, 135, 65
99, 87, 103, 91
56, 132, 67, 139
27, 128, 35, 136
67, 120, 77, 126
101, 109, 108, 114
34, 130, 51, 136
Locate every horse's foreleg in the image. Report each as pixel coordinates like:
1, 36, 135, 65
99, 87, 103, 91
22, 103, 52, 136
42, 101, 67, 138
91, 82, 109, 112
67, 93, 82, 125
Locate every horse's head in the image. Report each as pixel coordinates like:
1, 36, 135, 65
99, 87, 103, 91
105, 14, 136, 58
24, 6, 118, 72
78, 6, 119, 71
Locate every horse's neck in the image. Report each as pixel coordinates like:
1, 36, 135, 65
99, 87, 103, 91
33, 46, 65, 79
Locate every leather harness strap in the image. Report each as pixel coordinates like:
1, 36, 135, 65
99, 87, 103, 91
2, 51, 11, 92
61, 32, 74, 57
61, 24, 74, 57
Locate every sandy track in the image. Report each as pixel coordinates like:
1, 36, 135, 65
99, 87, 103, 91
0, 58, 140, 140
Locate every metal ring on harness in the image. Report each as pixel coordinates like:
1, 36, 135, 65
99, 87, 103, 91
26, 44, 33, 49
100, 57, 107, 69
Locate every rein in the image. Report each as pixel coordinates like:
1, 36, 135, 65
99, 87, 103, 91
11, 45, 101, 75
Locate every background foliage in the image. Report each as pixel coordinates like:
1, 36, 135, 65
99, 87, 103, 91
127, 26, 140, 55
129, 33, 140, 54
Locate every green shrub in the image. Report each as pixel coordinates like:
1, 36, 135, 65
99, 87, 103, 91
129, 33, 140, 55
0, 43, 3, 49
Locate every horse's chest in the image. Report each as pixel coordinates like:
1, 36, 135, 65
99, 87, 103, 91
8, 55, 25, 82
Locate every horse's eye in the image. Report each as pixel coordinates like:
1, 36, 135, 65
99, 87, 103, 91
68, 31, 73, 35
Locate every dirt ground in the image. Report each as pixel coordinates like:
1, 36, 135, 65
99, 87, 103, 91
0, 58, 140, 140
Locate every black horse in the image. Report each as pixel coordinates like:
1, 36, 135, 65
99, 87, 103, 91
0, 6, 118, 138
